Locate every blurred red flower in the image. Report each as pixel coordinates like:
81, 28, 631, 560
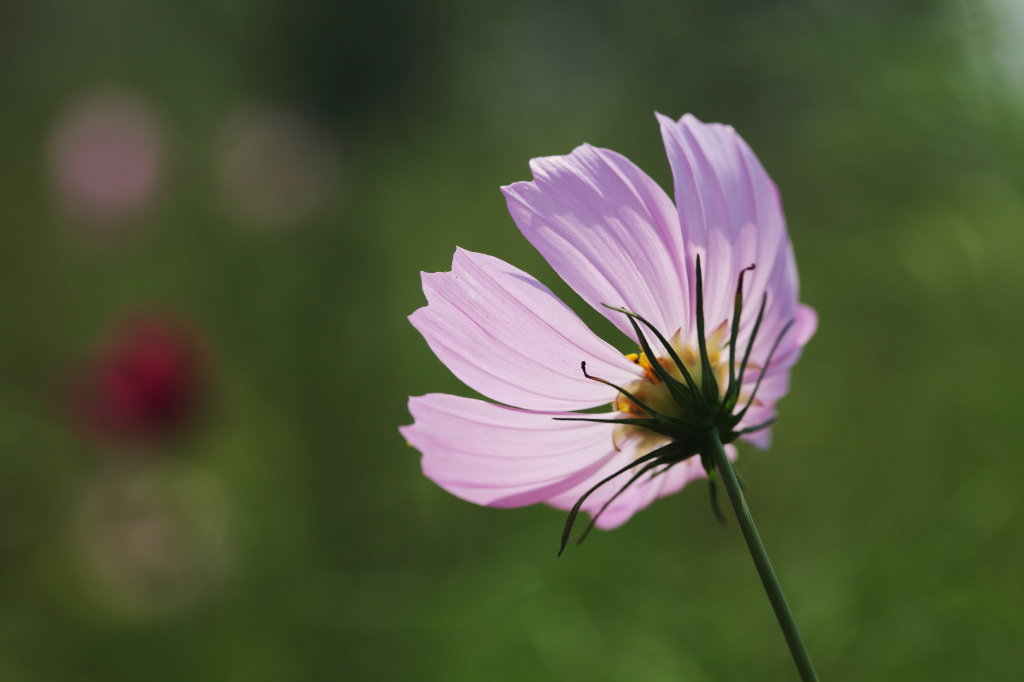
70, 314, 207, 450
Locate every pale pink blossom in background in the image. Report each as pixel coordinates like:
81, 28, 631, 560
48, 89, 164, 225
72, 464, 231, 617
401, 114, 817, 532
215, 108, 341, 229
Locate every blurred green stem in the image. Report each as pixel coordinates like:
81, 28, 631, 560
706, 429, 819, 681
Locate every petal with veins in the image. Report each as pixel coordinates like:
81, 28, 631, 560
502, 144, 689, 341
410, 248, 640, 411
658, 113, 795, 346
401, 393, 620, 508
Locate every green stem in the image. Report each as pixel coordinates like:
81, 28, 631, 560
706, 429, 819, 681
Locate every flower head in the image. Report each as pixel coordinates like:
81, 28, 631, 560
401, 114, 816, 545
48, 89, 164, 226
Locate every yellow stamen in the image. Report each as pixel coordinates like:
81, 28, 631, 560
612, 324, 745, 457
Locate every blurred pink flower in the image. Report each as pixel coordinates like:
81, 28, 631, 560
401, 114, 817, 533
69, 313, 207, 451
73, 464, 231, 616
48, 90, 164, 224
216, 108, 341, 228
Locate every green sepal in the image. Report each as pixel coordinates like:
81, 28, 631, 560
726, 264, 756, 405
694, 256, 720, 406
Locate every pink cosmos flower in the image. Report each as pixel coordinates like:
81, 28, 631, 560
401, 114, 817, 540
48, 90, 164, 225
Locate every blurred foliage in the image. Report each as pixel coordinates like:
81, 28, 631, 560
1, 0, 1023, 680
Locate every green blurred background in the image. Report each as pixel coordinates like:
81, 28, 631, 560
2, 0, 1023, 680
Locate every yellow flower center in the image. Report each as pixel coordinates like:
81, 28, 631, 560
612, 321, 738, 453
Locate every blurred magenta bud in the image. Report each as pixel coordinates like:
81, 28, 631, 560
216, 108, 341, 228
48, 89, 164, 225
70, 313, 208, 451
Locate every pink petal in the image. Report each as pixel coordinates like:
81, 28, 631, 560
410, 248, 641, 411
588, 457, 706, 530
657, 113, 796, 345
739, 424, 773, 450
773, 303, 818, 369
735, 304, 816, 448
736, 373, 789, 450
740, 302, 817, 393
401, 393, 619, 508
501, 144, 689, 341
